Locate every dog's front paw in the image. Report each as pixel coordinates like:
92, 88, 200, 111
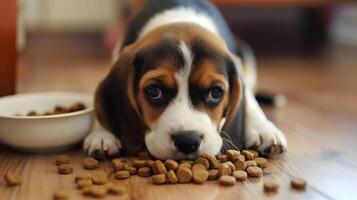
245, 120, 287, 157
83, 130, 122, 159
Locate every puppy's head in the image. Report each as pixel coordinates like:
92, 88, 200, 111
96, 23, 243, 159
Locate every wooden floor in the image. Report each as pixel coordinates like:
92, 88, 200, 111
1, 35, 357, 200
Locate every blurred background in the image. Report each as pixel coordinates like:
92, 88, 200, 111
1, 0, 357, 96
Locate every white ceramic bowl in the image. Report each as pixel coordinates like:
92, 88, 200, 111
0, 92, 94, 153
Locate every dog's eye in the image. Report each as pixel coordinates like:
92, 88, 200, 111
206, 87, 224, 104
145, 85, 162, 100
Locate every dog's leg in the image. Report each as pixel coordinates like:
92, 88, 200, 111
83, 121, 121, 158
244, 89, 287, 156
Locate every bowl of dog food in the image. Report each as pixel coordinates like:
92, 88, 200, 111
0, 92, 95, 153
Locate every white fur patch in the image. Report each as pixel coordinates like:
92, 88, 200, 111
139, 7, 219, 39
144, 41, 222, 159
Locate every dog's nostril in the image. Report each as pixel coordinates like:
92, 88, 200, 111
200, 134, 204, 139
172, 131, 201, 154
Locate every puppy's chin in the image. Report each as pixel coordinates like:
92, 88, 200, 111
144, 130, 223, 160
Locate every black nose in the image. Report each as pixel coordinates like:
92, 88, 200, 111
172, 131, 201, 154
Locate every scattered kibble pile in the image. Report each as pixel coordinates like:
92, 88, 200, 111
2, 149, 307, 199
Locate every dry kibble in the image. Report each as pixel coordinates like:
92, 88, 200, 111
82, 157, 99, 170
219, 155, 229, 163
147, 160, 155, 168
245, 160, 257, 168
233, 170, 248, 181
208, 169, 219, 180
201, 154, 219, 169
108, 184, 127, 195
92, 171, 107, 185
226, 150, 240, 161
75, 172, 91, 182
219, 175, 235, 186
225, 161, 236, 172
55, 155, 70, 166
255, 157, 268, 168
166, 170, 178, 184
242, 150, 255, 160
247, 166, 263, 178
152, 160, 167, 174
123, 164, 137, 175
218, 163, 232, 177
133, 160, 148, 168
77, 179, 93, 189
112, 159, 124, 171
58, 164, 73, 174
194, 158, 209, 170
177, 166, 193, 183
179, 163, 192, 169
4, 173, 21, 186
83, 185, 108, 197
181, 160, 194, 166
263, 179, 280, 192
192, 168, 209, 184
164, 159, 179, 171
152, 174, 166, 184
53, 189, 69, 199
138, 167, 152, 177
192, 164, 206, 172
234, 158, 247, 171
247, 150, 259, 158
291, 178, 307, 190
115, 171, 130, 180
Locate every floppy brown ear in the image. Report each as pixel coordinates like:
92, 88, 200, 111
94, 45, 146, 155
220, 54, 246, 150
222, 54, 244, 126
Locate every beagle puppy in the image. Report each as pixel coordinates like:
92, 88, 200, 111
83, 0, 287, 159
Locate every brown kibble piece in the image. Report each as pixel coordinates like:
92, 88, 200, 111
218, 163, 231, 177
123, 164, 137, 175
133, 160, 148, 168
247, 166, 263, 178
255, 157, 268, 168
192, 168, 209, 184
115, 171, 130, 179
194, 158, 209, 170
166, 170, 178, 184
234, 158, 247, 171
83, 185, 108, 197
55, 155, 70, 166
219, 175, 235, 186
152, 174, 166, 184
219, 155, 229, 163
58, 164, 73, 174
138, 167, 152, 177
208, 169, 219, 180
245, 160, 257, 168
112, 159, 124, 171
152, 160, 167, 174
242, 150, 255, 160
177, 166, 193, 183
180, 160, 194, 166
226, 150, 240, 161
233, 170, 248, 181
165, 159, 179, 171
82, 157, 99, 170
225, 161, 236, 172
263, 179, 280, 192
92, 171, 107, 185
53, 189, 69, 199
4, 173, 21, 186
75, 172, 91, 182
247, 150, 259, 158
179, 163, 191, 169
291, 178, 307, 190
108, 184, 127, 195
201, 154, 219, 169
77, 179, 93, 189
